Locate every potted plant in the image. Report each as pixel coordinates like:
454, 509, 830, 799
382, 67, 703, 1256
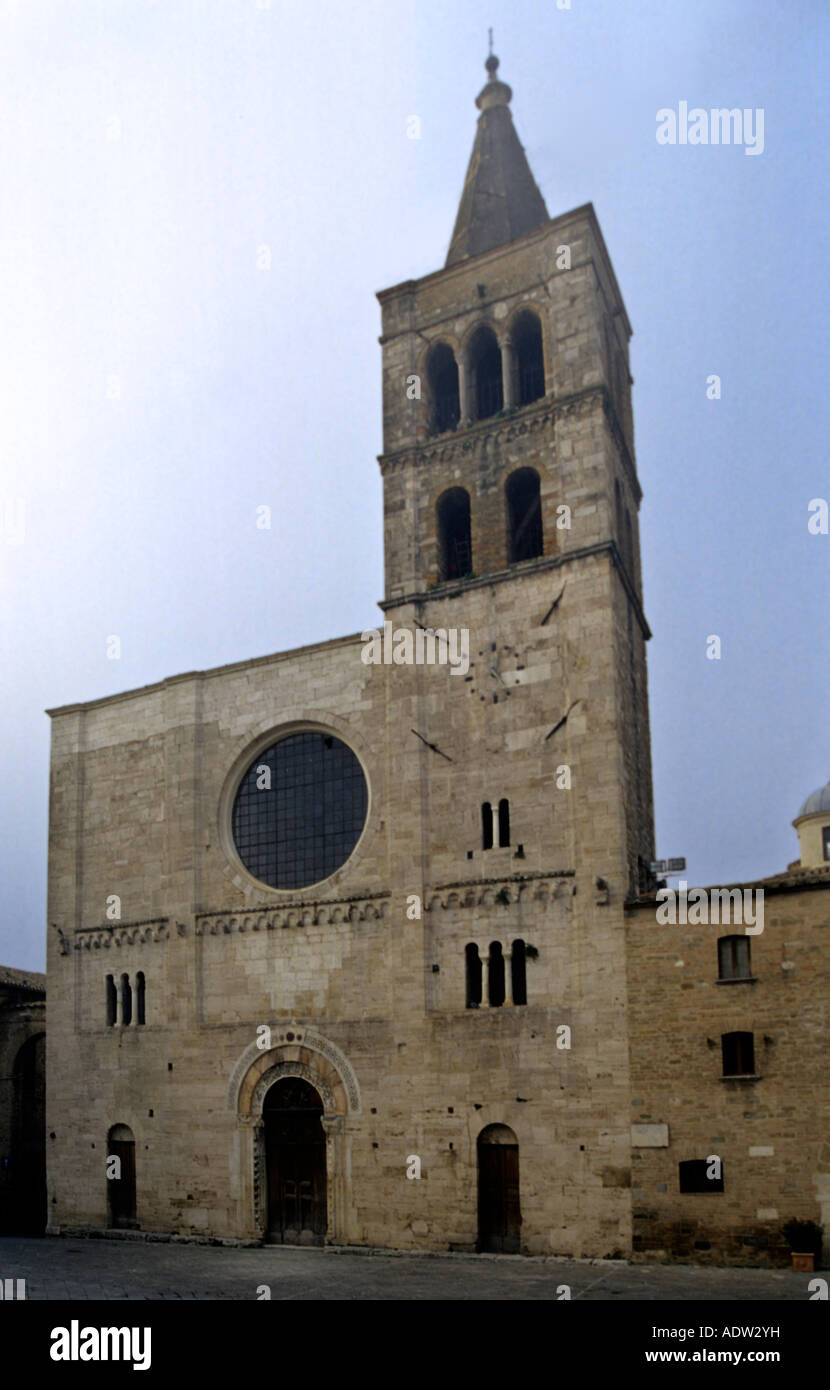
781, 1218, 823, 1272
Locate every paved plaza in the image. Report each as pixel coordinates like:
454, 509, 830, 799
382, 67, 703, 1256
0, 1236, 818, 1300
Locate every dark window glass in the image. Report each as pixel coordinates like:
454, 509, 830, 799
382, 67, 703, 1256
511, 940, 527, 1006
232, 731, 367, 890
465, 943, 482, 1008
722, 1031, 754, 1076
718, 936, 751, 980
823, 826, 830, 861
136, 972, 145, 1026
679, 1159, 724, 1194
481, 802, 493, 850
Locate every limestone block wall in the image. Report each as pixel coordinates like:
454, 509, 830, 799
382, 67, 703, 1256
625, 885, 830, 1265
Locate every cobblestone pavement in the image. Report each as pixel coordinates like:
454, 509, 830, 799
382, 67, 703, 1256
0, 1236, 818, 1300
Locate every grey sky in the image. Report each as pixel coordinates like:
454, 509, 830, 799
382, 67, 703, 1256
1, 0, 828, 971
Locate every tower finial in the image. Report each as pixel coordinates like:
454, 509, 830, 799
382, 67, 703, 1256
485, 29, 499, 79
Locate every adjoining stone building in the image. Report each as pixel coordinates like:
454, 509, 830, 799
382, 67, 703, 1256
44, 54, 828, 1264
626, 795, 830, 1265
0, 965, 46, 1233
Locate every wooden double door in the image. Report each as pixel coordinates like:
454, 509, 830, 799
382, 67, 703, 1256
264, 1078, 327, 1245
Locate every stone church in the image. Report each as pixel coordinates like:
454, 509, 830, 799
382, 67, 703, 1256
44, 54, 829, 1264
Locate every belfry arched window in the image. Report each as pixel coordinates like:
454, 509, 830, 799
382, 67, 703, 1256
481, 801, 494, 850
506, 469, 543, 563
498, 798, 511, 847
437, 487, 472, 581
469, 325, 503, 421
426, 343, 460, 435
512, 309, 544, 404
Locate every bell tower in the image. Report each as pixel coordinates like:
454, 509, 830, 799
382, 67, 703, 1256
376, 50, 654, 896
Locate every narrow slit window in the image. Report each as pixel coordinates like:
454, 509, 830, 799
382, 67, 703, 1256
120, 974, 132, 1028
498, 798, 510, 848
465, 943, 482, 1008
106, 975, 117, 1027
488, 942, 505, 1008
136, 972, 146, 1026
482, 801, 493, 850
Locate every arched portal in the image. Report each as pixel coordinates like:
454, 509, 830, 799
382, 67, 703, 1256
477, 1123, 521, 1253
263, 1077, 327, 1245
107, 1123, 137, 1229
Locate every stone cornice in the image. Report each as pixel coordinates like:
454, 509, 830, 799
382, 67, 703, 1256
381, 539, 652, 641
427, 872, 575, 912
378, 382, 641, 504
71, 917, 172, 950
195, 893, 390, 936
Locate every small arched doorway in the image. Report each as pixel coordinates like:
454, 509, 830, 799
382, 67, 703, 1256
107, 1124, 137, 1229
477, 1123, 521, 1253
264, 1077, 327, 1245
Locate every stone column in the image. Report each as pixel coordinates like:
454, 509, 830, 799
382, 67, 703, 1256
458, 353, 469, 424
500, 336, 514, 408
321, 1114, 345, 1244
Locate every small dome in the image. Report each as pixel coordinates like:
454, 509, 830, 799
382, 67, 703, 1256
796, 780, 830, 818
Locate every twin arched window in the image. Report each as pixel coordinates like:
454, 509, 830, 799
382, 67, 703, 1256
425, 309, 545, 437
436, 469, 543, 582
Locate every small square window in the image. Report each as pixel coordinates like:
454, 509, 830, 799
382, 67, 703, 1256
722, 1030, 754, 1076
718, 935, 751, 980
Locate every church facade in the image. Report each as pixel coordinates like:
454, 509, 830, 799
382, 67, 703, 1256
44, 56, 829, 1264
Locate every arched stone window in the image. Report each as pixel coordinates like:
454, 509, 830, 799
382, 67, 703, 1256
498, 798, 511, 847
481, 801, 494, 850
469, 325, 503, 420
506, 468, 543, 563
136, 972, 146, 1026
488, 941, 505, 1007
511, 939, 527, 1006
436, 487, 472, 581
426, 342, 460, 435
120, 974, 132, 1028
512, 309, 544, 404
465, 943, 482, 1008
105, 974, 117, 1027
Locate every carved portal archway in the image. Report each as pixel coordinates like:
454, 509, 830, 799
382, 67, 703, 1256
231, 1030, 358, 1243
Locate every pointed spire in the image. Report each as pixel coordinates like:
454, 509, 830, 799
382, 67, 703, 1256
445, 45, 549, 268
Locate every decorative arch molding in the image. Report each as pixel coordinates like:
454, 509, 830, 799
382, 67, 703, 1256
250, 1062, 335, 1117
229, 1028, 361, 1117
230, 1032, 358, 1244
